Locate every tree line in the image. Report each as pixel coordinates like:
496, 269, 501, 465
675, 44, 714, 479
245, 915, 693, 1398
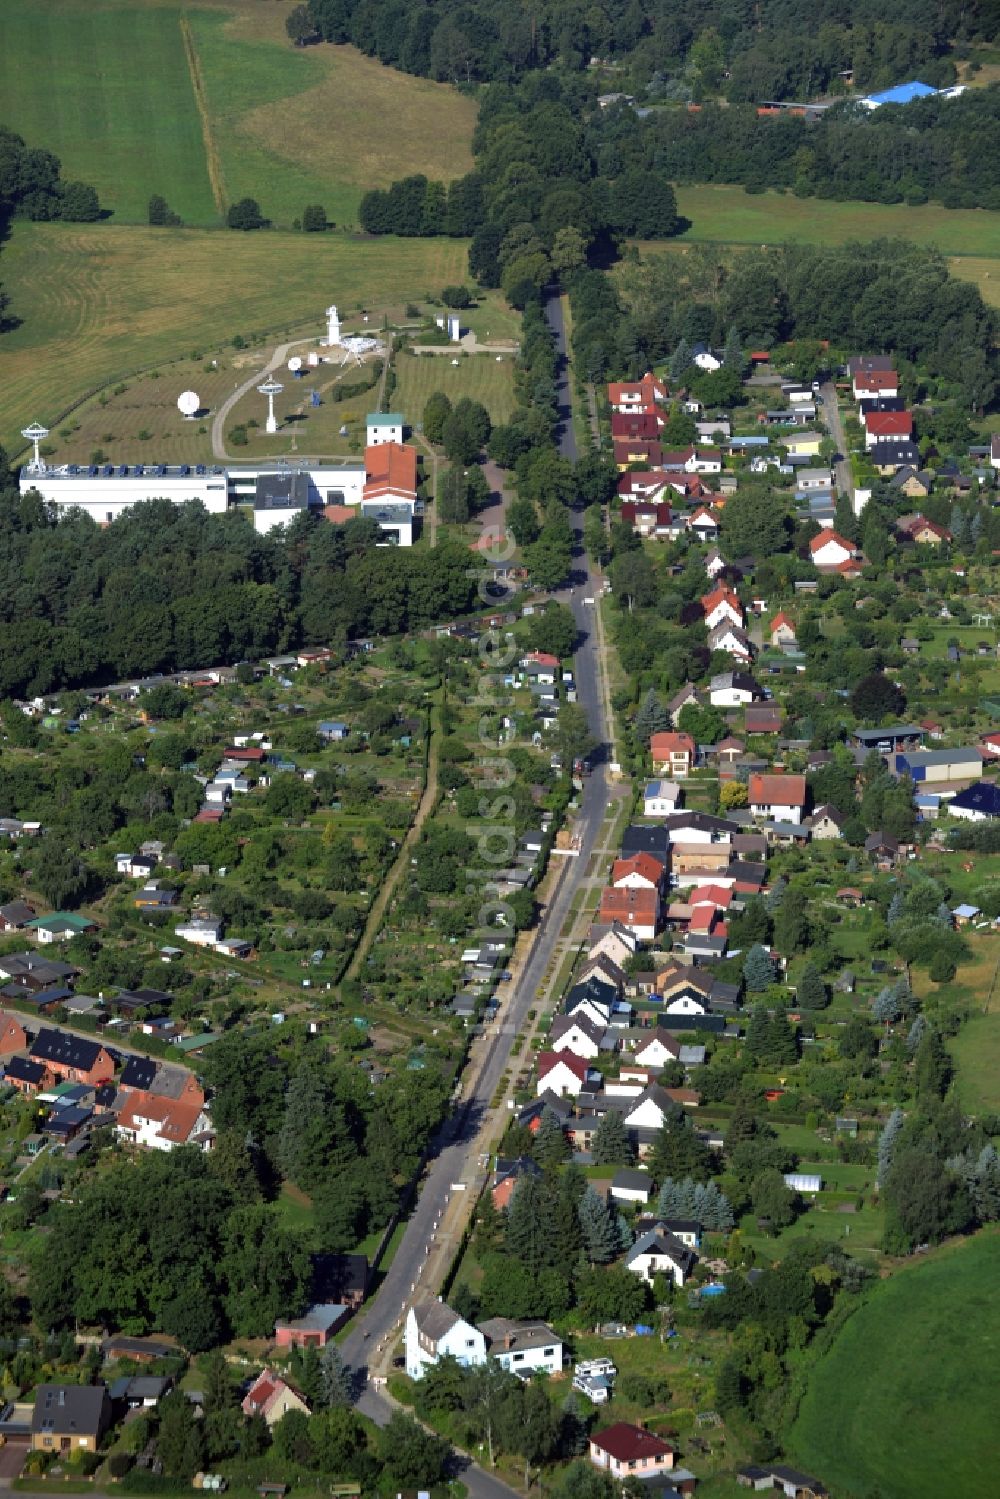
305, 0, 989, 100
0, 486, 480, 697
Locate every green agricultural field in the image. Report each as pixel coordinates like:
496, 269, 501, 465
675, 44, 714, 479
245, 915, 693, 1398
951, 1010, 1000, 1114
0, 0, 476, 227
393, 351, 517, 428
670, 183, 1000, 256
0, 222, 469, 452
0, 1, 217, 224
790, 1231, 1000, 1498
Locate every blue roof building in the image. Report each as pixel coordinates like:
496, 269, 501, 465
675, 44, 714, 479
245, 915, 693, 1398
948, 781, 1000, 822
862, 81, 937, 108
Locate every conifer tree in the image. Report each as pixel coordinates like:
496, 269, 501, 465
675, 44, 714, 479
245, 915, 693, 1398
796, 963, 828, 1010
634, 688, 669, 747
319, 1344, 353, 1408
877, 1107, 905, 1186
744, 945, 775, 993
578, 1186, 621, 1264
593, 1110, 632, 1165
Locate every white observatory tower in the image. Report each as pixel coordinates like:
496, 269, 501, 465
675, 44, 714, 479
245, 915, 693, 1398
257, 377, 284, 435
21, 422, 50, 475
325, 303, 341, 347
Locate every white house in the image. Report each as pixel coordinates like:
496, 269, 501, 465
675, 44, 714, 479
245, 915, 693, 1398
623, 1083, 676, 1132
809, 530, 856, 569
663, 991, 711, 1016
478, 1318, 563, 1376
175, 919, 223, 948
589, 927, 638, 970
692, 344, 722, 372
536, 1051, 591, 1097
565, 994, 613, 1031
366, 412, 404, 447
701, 586, 744, 632
405, 1300, 486, 1380
549, 1016, 603, 1061
643, 780, 683, 818
633, 1034, 680, 1071
748, 773, 807, 826
609, 1169, 653, 1205
624, 1229, 696, 1287
709, 671, 762, 707
707, 622, 754, 661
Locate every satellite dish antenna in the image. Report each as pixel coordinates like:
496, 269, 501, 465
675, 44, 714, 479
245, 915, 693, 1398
288, 356, 303, 373
177, 391, 200, 419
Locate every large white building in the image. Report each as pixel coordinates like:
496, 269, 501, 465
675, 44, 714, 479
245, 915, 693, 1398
19, 457, 417, 545
404, 1299, 562, 1380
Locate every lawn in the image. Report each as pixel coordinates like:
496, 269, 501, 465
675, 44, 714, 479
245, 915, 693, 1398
790, 1230, 1000, 1499
0, 222, 469, 452
951, 1009, 1000, 1114
393, 351, 517, 428
0, 0, 217, 225
0, 0, 476, 228
667, 184, 1000, 257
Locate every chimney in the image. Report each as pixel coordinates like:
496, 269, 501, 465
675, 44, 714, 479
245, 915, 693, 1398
504, 1333, 513, 1351
58, 1390, 65, 1406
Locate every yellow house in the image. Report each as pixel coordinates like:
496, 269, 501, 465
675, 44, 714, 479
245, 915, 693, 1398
784, 430, 824, 458
241, 1369, 311, 1428
31, 1386, 111, 1453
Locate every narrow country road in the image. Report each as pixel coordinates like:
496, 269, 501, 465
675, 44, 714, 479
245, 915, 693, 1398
340, 292, 626, 1499
819, 379, 853, 503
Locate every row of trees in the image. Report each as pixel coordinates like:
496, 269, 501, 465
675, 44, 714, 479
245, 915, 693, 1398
0, 491, 481, 697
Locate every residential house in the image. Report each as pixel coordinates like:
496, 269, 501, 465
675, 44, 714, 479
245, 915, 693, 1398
405, 1299, 486, 1380
490, 1156, 542, 1210
478, 1318, 563, 1376
0, 1012, 29, 1056
783, 431, 824, 459
549, 1014, 604, 1061
870, 439, 920, 473
5, 1055, 46, 1095
588, 925, 639, 971
0, 900, 36, 931
710, 671, 763, 707
795, 468, 833, 491
852, 368, 898, 399
589, 1423, 675, 1480
896, 514, 950, 546
687, 506, 720, 541
691, 344, 721, 371
662, 811, 737, 847
363, 441, 417, 504
948, 782, 1000, 821
317, 721, 349, 742
619, 825, 671, 861
620, 501, 673, 539
536, 1051, 592, 1097
666, 683, 701, 726
116, 1092, 213, 1153
27, 912, 95, 944
701, 585, 744, 632
748, 773, 807, 826
744, 702, 784, 735
649, 732, 696, 778
366, 412, 404, 446
273, 1303, 350, 1349
624, 1228, 697, 1287
31, 1385, 111, 1454
889, 466, 933, 499
644, 780, 683, 818
30, 1029, 114, 1086
708, 622, 754, 662
769, 613, 797, 647
611, 410, 662, 442
241, 1370, 310, 1428
809, 530, 858, 571
607, 374, 668, 412
598, 887, 659, 942
807, 805, 846, 840
863, 410, 912, 448
611, 853, 665, 893
609, 1168, 653, 1206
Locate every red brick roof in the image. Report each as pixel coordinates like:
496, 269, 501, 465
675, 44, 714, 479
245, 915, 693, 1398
611, 853, 664, 887
599, 887, 659, 924
649, 731, 695, 759
864, 410, 912, 438
537, 1050, 589, 1082
809, 530, 854, 555
591, 1423, 675, 1463
701, 584, 742, 619
364, 441, 417, 500
748, 772, 807, 807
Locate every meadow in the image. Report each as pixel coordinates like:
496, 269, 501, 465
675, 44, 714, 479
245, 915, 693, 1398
790, 1230, 1000, 1498
0, 222, 469, 452
0, 0, 476, 228
393, 351, 517, 428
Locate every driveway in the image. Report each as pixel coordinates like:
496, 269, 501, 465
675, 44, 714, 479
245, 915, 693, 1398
818, 380, 854, 502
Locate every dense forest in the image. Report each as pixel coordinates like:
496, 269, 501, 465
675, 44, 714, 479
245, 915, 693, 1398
0, 484, 479, 696
307, 0, 994, 97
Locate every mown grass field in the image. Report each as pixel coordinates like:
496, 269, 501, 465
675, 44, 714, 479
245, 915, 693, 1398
790, 1231, 1000, 1498
393, 351, 517, 427
951, 1009, 1000, 1113
0, 222, 470, 452
0, 0, 476, 227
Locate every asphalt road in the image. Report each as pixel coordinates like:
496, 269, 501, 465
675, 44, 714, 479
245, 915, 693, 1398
818, 379, 854, 501
341, 294, 616, 1497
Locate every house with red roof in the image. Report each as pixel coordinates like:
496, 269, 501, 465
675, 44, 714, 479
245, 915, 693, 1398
769, 612, 797, 646
363, 441, 417, 503
598, 886, 660, 941
536, 1050, 591, 1098
853, 368, 899, 400
687, 506, 720, 540
689, 884, 733, 911
589, 1423, 675, 1479
241, 1369, 310, 1428
649, 731, 696, 778
896, 514, 951, 546
607, 373, 668, 412
611, 853, 665, 892
863, 409, 913, 448
748, 772, 808, 825
611, 410, 662, 441
620, 501, 673, 539
701, 584, 744, 631
618, 470, 672, 502
613, 438, 663, 470
809, 530, 857, 570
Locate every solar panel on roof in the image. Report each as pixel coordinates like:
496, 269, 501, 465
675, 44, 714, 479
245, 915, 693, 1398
117, 465, 128, 476
179, 464, 190, 475
87, 465, 98, 477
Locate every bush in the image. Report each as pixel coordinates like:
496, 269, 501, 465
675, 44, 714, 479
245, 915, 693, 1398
441, 284, 472, 308
929, 951, 957, 983
108, 1454, 134, 1479
227, 197, 265, 231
